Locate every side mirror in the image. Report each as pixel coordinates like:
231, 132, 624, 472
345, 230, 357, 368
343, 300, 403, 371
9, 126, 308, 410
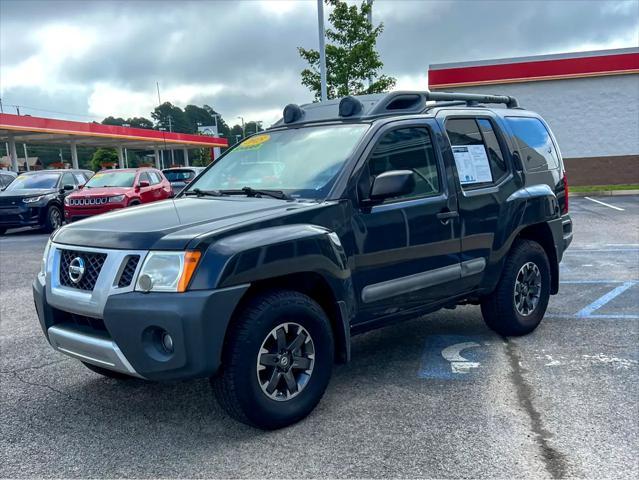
78, 184, 84, 190
369, 170, 415, 202
139, 180, 150, 188
62, 184, 74, 191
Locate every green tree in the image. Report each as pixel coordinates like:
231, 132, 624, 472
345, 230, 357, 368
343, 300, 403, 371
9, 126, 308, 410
298, 0, 396, 100
127, 117, 154, 129
90, 148, 119, 171
102, 116, 126, 126
151, 102, 193, 133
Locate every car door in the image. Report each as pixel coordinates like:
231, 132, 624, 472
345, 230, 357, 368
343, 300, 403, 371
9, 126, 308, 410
137, 172, 155, 203
58, 172, 77, 203
350, 120, 462, 326
438, 113, 516, 291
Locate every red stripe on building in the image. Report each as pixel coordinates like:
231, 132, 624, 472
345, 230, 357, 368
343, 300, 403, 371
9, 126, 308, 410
429, 52, 639, 89
0, 113, 228, 147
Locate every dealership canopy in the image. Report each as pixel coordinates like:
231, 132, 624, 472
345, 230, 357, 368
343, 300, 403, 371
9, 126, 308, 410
0, 113, 228, 171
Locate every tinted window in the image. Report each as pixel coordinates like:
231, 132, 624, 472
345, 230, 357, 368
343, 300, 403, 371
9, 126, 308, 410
445, 118, 508, 187
361, 127, 440, 201
506, 117, 559, 171
5, 173, 60, 190
0, 174, 13, 188
61, 173, 76, 188
163, 170, 196, 182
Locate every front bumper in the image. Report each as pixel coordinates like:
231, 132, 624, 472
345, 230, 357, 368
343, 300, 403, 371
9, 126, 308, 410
34, 274, 248, 381
0, 204, 44, 228
65, 203, 124, 221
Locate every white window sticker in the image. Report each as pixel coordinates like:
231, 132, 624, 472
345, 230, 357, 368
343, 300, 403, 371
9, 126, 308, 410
452, 145, 493, 185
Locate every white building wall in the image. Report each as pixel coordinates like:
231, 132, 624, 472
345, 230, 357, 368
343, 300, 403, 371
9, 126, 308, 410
438, 74, 639, 159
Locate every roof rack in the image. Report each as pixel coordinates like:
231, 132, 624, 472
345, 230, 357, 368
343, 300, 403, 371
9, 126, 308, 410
272, 91, 520, 127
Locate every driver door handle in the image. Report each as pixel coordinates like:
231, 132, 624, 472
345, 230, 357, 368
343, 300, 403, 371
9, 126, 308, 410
436, 210, 459, 224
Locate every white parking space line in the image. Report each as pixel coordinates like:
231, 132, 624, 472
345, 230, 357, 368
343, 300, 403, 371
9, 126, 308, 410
583, 196, 625, 211
576, 281, 636, 317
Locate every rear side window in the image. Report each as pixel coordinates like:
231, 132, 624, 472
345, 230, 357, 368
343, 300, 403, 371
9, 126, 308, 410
148, 171, 162, 184
445, 118, 508, 187
506, 117, 559, 171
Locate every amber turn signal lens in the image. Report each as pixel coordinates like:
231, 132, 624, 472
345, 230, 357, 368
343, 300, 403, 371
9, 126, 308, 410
177, 251, 201, 292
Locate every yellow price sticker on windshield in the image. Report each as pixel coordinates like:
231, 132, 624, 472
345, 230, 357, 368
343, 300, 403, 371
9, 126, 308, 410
238, 134, 270, 150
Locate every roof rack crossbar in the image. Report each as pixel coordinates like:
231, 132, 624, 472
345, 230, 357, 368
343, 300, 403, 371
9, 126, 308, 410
424, 91, 519, 108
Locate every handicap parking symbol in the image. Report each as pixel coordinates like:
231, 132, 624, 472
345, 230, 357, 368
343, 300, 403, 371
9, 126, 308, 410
418, 334, 490, 380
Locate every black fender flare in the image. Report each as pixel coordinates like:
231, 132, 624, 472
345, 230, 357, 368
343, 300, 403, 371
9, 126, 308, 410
484, 184, 562, 294
190, 224, 355, 362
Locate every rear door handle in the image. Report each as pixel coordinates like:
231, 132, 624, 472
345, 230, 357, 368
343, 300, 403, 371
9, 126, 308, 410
436, 210, 459, 223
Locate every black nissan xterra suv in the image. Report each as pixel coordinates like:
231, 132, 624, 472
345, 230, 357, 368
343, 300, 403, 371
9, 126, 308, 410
33, 92, 573, 429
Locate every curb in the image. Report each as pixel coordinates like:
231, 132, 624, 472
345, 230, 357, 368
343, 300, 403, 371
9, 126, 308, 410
569, 189, 639, 197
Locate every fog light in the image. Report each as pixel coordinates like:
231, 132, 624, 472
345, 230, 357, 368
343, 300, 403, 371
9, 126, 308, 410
161, 332, 174, 352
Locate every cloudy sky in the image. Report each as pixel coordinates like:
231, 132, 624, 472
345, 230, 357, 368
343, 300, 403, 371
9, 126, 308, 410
1, 0, 637, 127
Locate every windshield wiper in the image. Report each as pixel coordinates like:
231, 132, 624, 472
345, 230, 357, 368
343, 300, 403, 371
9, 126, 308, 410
183, 188, 224, 198
219, 186, 291, 200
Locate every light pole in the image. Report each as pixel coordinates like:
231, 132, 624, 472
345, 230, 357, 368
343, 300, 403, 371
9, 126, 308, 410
317, 0, 328, 101
237, 116, 245, 138
254, 120, 263, 134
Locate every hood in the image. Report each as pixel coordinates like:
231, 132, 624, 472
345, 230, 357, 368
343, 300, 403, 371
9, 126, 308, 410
52, 196, 325, 250
68, 186, 132, 197
0, 188, 57, 198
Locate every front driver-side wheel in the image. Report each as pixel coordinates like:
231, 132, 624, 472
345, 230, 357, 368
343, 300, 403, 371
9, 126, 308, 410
481, 239, 551, 336
43, 205, 62, 233
212, 290, 334, 430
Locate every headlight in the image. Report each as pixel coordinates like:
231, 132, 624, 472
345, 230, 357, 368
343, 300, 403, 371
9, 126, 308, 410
109, 195, 125, 203
40, 239, 52, 275
135, 251, 201, 292
23, 195, 44, 203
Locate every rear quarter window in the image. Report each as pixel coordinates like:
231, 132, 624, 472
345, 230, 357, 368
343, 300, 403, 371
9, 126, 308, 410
506, 117, 559, 171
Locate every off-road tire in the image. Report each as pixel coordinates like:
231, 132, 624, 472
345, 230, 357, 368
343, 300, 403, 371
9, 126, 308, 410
43, 205, 62, 233
212, 289, 334, 430
82, 361, 132, 379
481, 239, 551, 336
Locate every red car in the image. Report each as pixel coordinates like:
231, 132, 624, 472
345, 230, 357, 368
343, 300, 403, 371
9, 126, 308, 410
64, 168, 171, 222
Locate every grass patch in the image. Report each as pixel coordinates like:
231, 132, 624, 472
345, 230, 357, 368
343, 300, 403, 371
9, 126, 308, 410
571, 184, 639, 193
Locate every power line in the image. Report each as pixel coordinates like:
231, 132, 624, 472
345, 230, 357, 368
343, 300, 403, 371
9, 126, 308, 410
0, 102, 104, 121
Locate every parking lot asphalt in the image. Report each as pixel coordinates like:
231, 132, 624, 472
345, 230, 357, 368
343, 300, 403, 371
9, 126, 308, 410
1, 196, 637, 479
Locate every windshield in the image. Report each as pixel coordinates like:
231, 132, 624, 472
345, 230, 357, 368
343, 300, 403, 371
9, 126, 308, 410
186, 124, 369, 199
86, 171, 136, 188
5, 173, 60, 190
164, 170, 197, 182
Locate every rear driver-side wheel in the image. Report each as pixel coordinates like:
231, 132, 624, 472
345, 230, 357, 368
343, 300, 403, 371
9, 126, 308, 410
481, 239, 551, 336
212, 290, 334, 430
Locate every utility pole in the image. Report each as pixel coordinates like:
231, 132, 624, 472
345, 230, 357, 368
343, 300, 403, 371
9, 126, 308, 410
317, 0, 328, 102
237, 116, 245, 138
167, 115, 174, 166
23, 144, 30, 172
366, 0, 373, 90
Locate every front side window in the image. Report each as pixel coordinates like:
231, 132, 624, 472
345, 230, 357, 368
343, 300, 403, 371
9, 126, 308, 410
360, 127, 440, 202
61, 173, 76, 188
506, 117, 559, 171
85, 171, 136, 188
445, 118, 508, 187
187, 124, 369, 200
5, 173, 60, 190
147, 172, 161, 184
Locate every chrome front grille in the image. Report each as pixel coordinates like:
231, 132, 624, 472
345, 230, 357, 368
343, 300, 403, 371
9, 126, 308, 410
68, 197, 109, 206
59, 249, 107, 291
